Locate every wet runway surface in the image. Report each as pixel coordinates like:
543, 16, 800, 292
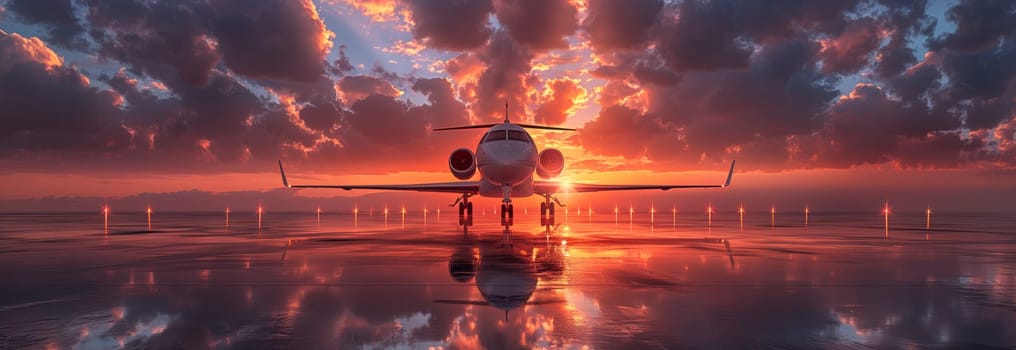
1, 210, 1015, 349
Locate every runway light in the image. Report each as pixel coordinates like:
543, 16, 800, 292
650, 201, 656, 227
738, 204, 744, 231
316, 206, 322, 225
257, 202, 264, 230
146, 205, 153, 231
883, 201, 890, 238
102, 204, 110, 230
707, 203, 714, 227
225, 207, 231, 227
804, 205, 810, 227
770, 205, 775, 228
926, 206, 932, 230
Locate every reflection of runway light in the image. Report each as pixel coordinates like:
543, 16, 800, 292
672, 206, 677, 229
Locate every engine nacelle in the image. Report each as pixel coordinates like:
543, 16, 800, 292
448, 148, 477, 180
536, 148, 565, 179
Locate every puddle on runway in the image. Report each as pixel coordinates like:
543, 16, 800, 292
0, 211, 1014, 348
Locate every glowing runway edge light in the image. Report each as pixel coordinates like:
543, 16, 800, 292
883, 201, 891, 238
102, 205, 110, 230
257, 202, 264, 230
706, 203, 714, 227
804, 205, 810, 227
738, 204, 744, 231
770, 205, 775, 228
225, 207, 231, 227
146, 205, 153, 231
316, 206, 322, 225
926, 206, 932, 230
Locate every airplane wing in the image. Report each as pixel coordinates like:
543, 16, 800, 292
533, 160, 735, 194
278, 161, 479, 194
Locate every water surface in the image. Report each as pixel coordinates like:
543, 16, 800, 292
1, 210, 1014, 349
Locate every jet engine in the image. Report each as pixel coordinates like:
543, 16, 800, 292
536, 148, 565, 179
449, 148, 477, 180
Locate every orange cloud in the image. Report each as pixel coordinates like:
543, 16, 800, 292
0, 33, 63, 70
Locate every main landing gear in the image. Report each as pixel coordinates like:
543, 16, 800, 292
540, 194, 564, 227
452, 194, 474, 227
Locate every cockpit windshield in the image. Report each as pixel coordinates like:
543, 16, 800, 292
482, 130, 532, 143
483, 130, 506, 142
507, 130, 530, 142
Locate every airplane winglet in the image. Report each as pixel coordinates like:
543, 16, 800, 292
723, 160, 736, 187
278, 160, 290, 188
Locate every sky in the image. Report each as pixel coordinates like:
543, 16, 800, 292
0, 0, 1014, 212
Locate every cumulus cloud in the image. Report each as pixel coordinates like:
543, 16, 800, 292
584, 0, 663, 51
0, 33, 129, 153
404, 0, 494, 50
5, 0, 86, 48
535, 78, 587, 125
2, 0, 1016, 176
493, 0, 578, 51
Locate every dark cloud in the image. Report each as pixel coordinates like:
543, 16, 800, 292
584, 0, 663, 51
84, 0, 331, 86
577, 105, 676, 159
0, 33, 129, 153
5, 0, 86, 48
812, 83, 963, 167
818, 17, 882, 74
473, 30, 534, 122
493, 0, 578, 51
655, 0, 859, 72
404, 0, 494, 50
84, 0, 221, 86
928, 0, 1016, 52
872, 0, 935, 78
336, 75, 401, 105
210, 0, 332, 83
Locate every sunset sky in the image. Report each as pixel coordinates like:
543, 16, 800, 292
0, 0, 1014, 211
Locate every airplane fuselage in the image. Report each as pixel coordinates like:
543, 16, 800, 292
475, 123, 538, 199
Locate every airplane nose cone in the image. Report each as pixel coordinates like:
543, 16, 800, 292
477, 142, 537, 186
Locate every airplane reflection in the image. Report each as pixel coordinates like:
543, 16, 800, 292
437, 225, 732, 320
436, 225, 567, 319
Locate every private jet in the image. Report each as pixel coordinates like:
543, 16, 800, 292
278, 107, 735, 227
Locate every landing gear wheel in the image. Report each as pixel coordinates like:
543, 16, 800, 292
508, 204, 514, 219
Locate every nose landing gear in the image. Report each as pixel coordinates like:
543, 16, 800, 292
500, 203, 514, 226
